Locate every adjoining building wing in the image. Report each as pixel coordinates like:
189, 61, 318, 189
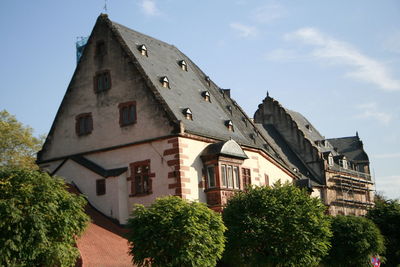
254, 95, 374, 216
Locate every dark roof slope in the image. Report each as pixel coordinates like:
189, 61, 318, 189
71, 155, 127, 178
256, 124, 322, 185
327, 136, 369, 162
103, 15, 297, 172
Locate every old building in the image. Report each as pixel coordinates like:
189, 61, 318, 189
37, 14, 303, 224
254, 96, 374, 216
37, 14, 374, 224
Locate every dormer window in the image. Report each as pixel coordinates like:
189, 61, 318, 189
138, 44, 148, 56
227, 105, 233, 114
205, 76, 211, 87
160, 76, 170, 88
305, 124, 312, 132
342, 159, 348, 169
179, 60, 188, 71
202, 91, 211, 102
225, 120, 234, 131
183, 108, 193, 120
328, 155, 334, 166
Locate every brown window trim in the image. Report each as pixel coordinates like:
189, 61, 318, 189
128, 159, 155, 197
75, 112, 93, 136
93, 70, 112, 93
119, 101, 137, 127
242, 168, 251, 189
96, 179, 106, 195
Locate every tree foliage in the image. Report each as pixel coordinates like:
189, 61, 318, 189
222, 183, 331, 267
127, 196, 226, 267
367, 196, 400, 267
0, 168, 89, 267
0, 110, 43, 169
324, 215, 385, 267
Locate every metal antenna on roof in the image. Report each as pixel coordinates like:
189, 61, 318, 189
103, 0, 108, 13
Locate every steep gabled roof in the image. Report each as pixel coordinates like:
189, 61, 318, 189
327, 135, 369, 162
107, 17, 264, 147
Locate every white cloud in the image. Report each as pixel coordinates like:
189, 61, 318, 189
354, 102, 393, 125
252, 3, 286, 23
375, 175, 400, 199
373, 153, 400, 159
230, 23, 258, 38
285, 27, 400, 91
264, 48, 300, 61
140, 0, 160, 16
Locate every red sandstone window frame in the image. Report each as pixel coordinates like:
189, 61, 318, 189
119, 101, 137, 126
128, 160, 155, 197
94, 70, 111, 93
75, 113, 93, 136
242, 168, 251, 188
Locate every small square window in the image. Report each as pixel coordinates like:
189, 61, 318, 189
94, 71, 111, 93
119, 102, 137, 126
76, 113, 93, 136
96, 179, 106, 195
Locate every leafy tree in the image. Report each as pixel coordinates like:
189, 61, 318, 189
367, 196, 400, 267
324, 215, 385, 267
127, 196, 226, 267
0, 110, 43, 169
222, 183, 331, 267
0, 168, 89, 267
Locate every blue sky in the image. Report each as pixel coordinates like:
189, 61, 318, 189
1, 0, 399, 199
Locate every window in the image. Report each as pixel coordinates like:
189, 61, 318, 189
160, 76, 170, 88
119, 101, 136, 126
264, 174, 269, 186
138, 44, 148, 56
207, 165, 216, 188
202, 91, 211, 102
225, 120, 234, 131
179, 60, 188, 71
328, 155, 334, 166
242, 168, 251, 188
132, 162, 151, 195
205, 76, 211, 86
96, 179, 106, 195
217, 164, 240, 189
227, 165, 233, 188
182, 108, 193, 120
76, 113, 93, 136
95, 41, 106, 57
233, 166, 240, 189
94, 71, 111, 93
221, 165, 227, 187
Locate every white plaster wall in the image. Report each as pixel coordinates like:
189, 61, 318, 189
85, 138, 176, 213
243, 150, 294, 186
55, 160, 122, 222
178, 137, 210, 203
